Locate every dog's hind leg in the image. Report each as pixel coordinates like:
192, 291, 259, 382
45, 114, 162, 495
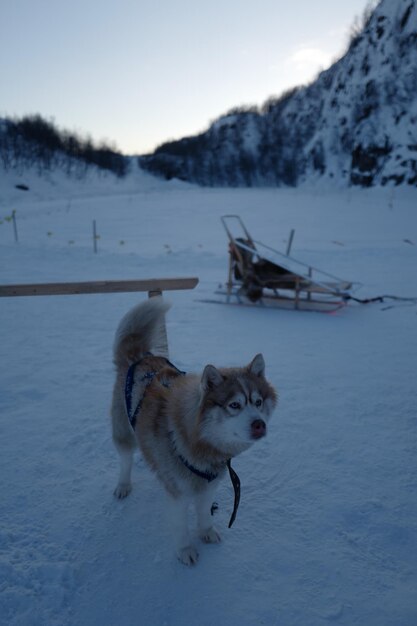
113, 440, 134, 498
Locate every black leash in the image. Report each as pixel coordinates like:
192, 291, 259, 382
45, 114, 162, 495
345, 294, 417, 306
226, 459, 241, 528
175, 438, 242, 528
345, 295, 384, 304
210, 461, 241, 528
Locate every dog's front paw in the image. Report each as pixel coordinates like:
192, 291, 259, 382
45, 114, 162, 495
113, 482, 132, 499
199, 526, 221, 544
177, 545, 199, 566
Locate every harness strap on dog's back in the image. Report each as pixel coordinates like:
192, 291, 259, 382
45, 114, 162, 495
125, 364, 156, 430
125, 354, 185, 430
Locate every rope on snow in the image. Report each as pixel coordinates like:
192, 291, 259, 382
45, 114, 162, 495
345, 294, 417, 310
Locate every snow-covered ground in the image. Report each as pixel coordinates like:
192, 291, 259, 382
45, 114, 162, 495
1, 168, 416, 626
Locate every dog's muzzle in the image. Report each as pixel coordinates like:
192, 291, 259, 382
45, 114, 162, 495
251, 418, 266, 440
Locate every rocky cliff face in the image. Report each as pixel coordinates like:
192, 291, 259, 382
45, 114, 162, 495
141, 0, 417, 187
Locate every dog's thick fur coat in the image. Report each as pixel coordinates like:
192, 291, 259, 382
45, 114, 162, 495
111, 297, 277, 565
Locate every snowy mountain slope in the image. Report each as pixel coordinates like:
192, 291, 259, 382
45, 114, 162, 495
312, 0, 417, 187
1, 168, 417, 625
141, 0, 417, 188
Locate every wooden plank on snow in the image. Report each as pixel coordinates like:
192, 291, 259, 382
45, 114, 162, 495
0, 277, 199, 297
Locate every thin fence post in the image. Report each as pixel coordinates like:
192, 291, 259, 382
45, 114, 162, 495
93, 220, 98, 253
286, 229, 295, 256
12, 210, 18, 243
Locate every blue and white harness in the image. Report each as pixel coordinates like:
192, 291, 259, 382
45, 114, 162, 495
124, 354, 241, 527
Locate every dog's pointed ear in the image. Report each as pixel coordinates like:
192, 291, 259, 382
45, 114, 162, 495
201, 364, 224, 391
248, 353, 265, 377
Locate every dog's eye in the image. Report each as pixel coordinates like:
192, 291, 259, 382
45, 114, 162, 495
254, 398, 263, 407
229, 401, 241, 410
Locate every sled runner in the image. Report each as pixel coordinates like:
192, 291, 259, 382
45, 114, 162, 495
213, 215, 357, 312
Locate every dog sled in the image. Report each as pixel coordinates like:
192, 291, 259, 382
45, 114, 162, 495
212, 215, 358, 313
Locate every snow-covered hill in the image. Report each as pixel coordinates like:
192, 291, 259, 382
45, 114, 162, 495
141, 0, 417, 188
1, 167, 417, 625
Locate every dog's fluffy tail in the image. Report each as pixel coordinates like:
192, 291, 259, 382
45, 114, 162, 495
113, 296, 171, 369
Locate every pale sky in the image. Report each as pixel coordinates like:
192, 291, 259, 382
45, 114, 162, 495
0, 0, 373, 154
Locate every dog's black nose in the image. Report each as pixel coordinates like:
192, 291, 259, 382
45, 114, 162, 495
251, 418, 266, 439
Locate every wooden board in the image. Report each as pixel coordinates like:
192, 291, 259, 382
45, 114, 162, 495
0, 277, 199, 297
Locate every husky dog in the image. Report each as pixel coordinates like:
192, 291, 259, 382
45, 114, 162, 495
111, 297, 277, 565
